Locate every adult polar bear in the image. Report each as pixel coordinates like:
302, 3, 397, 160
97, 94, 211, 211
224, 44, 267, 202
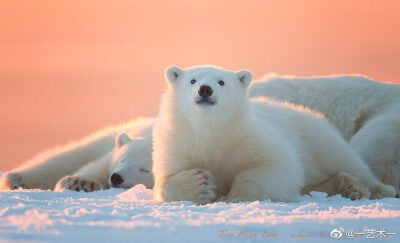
152, 66, 395, 204
250, 75, 400, 194
0, 118, 154, 191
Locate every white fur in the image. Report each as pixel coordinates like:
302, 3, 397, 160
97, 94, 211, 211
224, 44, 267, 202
0, 118, 155, 191
109, 133, 154, 189
250, 75, 400, 193
153, 66, 395, 204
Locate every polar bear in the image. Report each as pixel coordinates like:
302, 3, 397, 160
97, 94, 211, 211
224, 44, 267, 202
107, 133, 153, 189
0, 118, 154, 192
249, 75, 400, 194
152, 66, 395, 204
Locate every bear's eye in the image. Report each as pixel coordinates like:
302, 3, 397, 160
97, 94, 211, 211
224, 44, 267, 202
190, 79, 196, 84
218, 80, 225, 86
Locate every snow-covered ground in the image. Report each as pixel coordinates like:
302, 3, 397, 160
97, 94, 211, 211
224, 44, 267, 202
0, 184, 399, 243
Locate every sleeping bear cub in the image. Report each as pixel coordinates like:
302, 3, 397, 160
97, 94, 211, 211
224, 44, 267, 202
152, 65, 395, 204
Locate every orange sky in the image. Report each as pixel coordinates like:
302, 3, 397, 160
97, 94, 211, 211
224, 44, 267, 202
1, 0, 399, 171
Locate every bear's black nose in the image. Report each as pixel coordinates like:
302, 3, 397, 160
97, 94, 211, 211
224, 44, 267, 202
110, 173, 123, 186
198, 85, 213, 98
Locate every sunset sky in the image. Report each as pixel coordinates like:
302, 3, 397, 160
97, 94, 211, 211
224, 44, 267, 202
1, 0, 399, 171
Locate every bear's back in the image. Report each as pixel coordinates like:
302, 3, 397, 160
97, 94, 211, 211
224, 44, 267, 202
250, 75, 400, 140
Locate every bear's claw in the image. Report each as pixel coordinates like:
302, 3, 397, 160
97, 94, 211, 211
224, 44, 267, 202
182, 169, 217, 204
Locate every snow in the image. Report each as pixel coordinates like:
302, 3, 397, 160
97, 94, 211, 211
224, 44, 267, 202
1, 184, 399, 242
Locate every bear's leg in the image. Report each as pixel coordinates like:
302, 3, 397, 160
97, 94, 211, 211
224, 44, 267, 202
350, 114, 400, 196
312, 121, 396, 199
225, 165, 303, 203
302, 172, 370, 200
0, 134, 115, 190
54, 151, 112, 192
154, 169, 217, 204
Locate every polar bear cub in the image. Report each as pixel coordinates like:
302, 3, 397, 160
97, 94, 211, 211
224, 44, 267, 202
1, 118, 154, 192
152, 66, 395, 204
54, 132, 154, 191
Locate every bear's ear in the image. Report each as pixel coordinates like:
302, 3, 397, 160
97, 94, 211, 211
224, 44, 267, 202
116, 133, 132, 148
236, 70, 253, 88
165, 66, 183, 83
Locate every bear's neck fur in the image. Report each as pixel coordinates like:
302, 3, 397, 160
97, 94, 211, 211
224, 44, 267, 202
160, 88, 253, 151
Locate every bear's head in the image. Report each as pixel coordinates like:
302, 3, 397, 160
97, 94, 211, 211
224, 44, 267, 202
109, 133, 154, 189
165, 66, 253, 124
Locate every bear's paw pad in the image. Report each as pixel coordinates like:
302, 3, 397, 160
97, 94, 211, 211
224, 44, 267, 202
187, 169, 217, 204
337, 172, 370, 200
55, 175, 102, 192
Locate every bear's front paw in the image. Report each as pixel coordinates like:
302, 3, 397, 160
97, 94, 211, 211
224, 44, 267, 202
164, 169, 217, 204
337, 172, 370, 200
189, 169, 217, 205
54, 175, 103, 192
0, 172, 28, 190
